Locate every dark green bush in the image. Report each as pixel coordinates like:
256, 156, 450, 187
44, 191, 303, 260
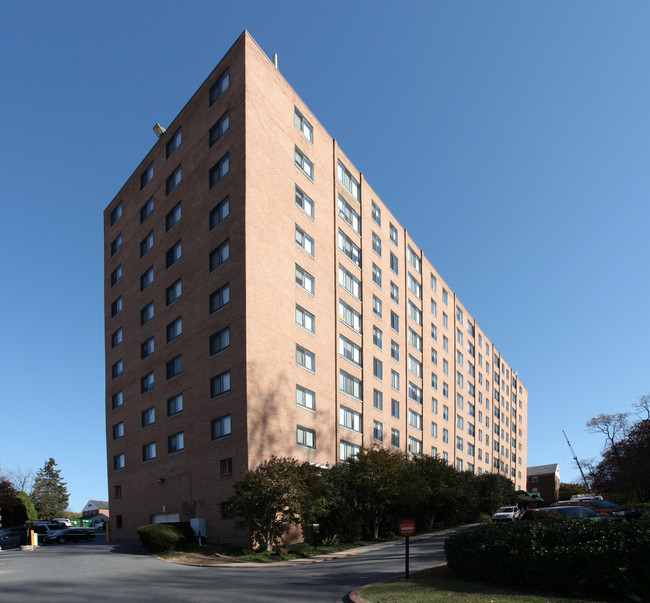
445, 518, 650, 599
136, 523, 187, 553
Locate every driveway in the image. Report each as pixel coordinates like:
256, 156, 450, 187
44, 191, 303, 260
0, 530, 456, 602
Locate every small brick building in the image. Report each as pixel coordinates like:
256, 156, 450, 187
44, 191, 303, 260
526, 463, 560, 502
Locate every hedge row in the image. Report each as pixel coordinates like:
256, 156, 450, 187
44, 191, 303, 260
445, 518, 650, 599
136, 522, 194, 553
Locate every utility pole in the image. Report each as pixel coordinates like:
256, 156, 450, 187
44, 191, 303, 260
562, 430, 590, 492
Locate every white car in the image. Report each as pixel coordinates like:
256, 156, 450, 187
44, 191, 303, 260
491, 506, 520, 521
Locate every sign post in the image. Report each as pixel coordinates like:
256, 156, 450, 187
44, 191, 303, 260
398, 519, 416, 580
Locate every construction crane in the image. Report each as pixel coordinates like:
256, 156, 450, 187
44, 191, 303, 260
563, 430, 591, 492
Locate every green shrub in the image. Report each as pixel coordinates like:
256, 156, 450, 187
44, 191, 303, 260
445, 518, 650, 600
136, 523, 187, 554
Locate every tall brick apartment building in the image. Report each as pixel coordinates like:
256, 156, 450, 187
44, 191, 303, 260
104, 31, 528, 542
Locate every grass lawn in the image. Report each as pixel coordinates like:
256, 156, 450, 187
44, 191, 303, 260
360, 565, 609, 603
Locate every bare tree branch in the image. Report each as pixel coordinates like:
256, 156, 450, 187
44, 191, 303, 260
585, 413, 629, 448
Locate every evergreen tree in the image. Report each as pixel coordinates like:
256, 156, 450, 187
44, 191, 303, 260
31, 458, 69, 519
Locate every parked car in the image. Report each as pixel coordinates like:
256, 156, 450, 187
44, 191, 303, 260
551, 498, 642, 518
520, 506, 621, 521
53, 518, 72, 527
30, 522, 66, 535
0, 528, 26, 550
42, 528, 96, 544
491, 506, 520, 521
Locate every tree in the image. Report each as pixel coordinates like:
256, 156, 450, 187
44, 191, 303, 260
220, 456, 329, 551
586, 413, 629, 448
31, 458, 69, 520
558, 482, 586, 501
473, 472, 516, 513
6, 466, 34, 495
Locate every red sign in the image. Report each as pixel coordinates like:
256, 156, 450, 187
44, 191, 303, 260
399, 519, 415, 536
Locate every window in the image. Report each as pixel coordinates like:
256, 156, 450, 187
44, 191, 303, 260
294, 107, 313, 142
210, 371, 231, 397
456, 328, 463, 346
338, 230, 361, 267
166, 241, 182, 268
111, 391, 124, 410
390, 252, 398, 274
168, 432, 184, 454
430, 274, 437, 292
294, 146, 313, 180
142, 407, 155, 427
113, 454, 125, 471
339, 335, 361, 366
209, 68, 229, 105
443, 359, 449, 375
142, 442, 157, 461
456, 305, 464, 324
443, 405, 449, 420
337, 160, 360, 200
295, 265, 315, 294
166, 128, 181, 158
340, 406, 362, 432
296, 344, 315, 372
372, 264, 382, 287
408, 273, 422, 300
432, 324, 438, 341
456, 349, 464, 366
409, 382, 423, 403
110, 234, 122, 256
442, 288, 448, 305
408, 355, 422, 378
372, 232, 382, 257
457, 392, 464, 409
340, 440, 361, 461
456, 436, 464, 451
166, 165, 181, 195
339, 300, 361, 333
220, 458, 233, 477
373, 389, 383, 410
371, 201, 381, 225
390, 311, 399, 333
390, 282, 399, 303
295, 186, 314, 218
140, 267, 154, 291
211, 414, 232, 439
337, 195, 360, 234
111, 328, 122, 348
442, 428, 449, 443
373, 420, 383, 442
443, 335, 449, 351
391, 428, 400, 447
389, 224, 398, 245
373, 357, 383, 380
140, 163, 154, 190
295, 225, 314, 256
165, 202, 181, 231
457, 415, 464, 430
409, 409, 423, 430
166, 279, 182, 305
339, 265, 361, 299
209, 196, 230, 229
432, 397, 438, 414
210, 282, 230, 313
296, 305, 315, 333
443, 382, 449, 398
166, 355, 182, 379
391, 340, 399, 361
210, 327, 230, 355
407, 246, 421, 273
372, 326, 383, 349
456, 459, 463, 472
110, 203, 122, 225
431, 299, 437, 317
296, 385, 315, 410
114, 485, 122, 498
442, 312, 448, 328
297, 426, 316, 449
209, 239, 230, 271
408, 301, 422, 326
209, 111, 230, 146
432, 422, 438, 438
140, 197, 154, 223
432, 348, 438, 365
111, 360, 123, 379
209, 153, 230, 187
409, 436, 423, 455
167, 394, 183, 416
457, 371, 464, 387
110, 265, 122, 287
140, 231, 154, 257
141, 337, 154, 360
112, 422, 124, 440
339, 370, 362, 399
166, 316, 182, 343
391, 370, 400, 391
372, 295, 382, 318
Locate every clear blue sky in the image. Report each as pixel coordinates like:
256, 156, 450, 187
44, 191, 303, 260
1, 1, 648, 511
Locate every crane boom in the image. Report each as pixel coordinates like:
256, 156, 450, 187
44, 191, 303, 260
563, 430, 590, 492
